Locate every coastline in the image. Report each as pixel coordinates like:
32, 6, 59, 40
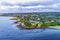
10, 17, 60, 30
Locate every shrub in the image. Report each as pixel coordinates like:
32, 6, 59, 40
57, 22, 60, 26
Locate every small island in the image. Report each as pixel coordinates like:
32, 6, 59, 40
10, 13, 60, 30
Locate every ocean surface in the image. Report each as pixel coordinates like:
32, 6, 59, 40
0, 16, 60, 40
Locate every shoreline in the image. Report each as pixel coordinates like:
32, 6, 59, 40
49, 26, 60, 29
17, 24, 60, 30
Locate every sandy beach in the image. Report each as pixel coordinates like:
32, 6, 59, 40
49, 26, 60, 29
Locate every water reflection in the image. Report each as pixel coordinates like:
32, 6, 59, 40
0, 17, 60, 40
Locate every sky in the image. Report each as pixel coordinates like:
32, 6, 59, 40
0, 0, 60, 13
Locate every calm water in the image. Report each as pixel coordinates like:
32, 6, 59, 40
0, 17, 60, 40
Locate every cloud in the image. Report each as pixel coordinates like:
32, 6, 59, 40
21, 5, 45, 9
0, 0, 60, 13
0, 6, 20, 10
1, 0, 53, 4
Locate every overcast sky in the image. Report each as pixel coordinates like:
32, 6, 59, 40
0, 0, 60, 13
